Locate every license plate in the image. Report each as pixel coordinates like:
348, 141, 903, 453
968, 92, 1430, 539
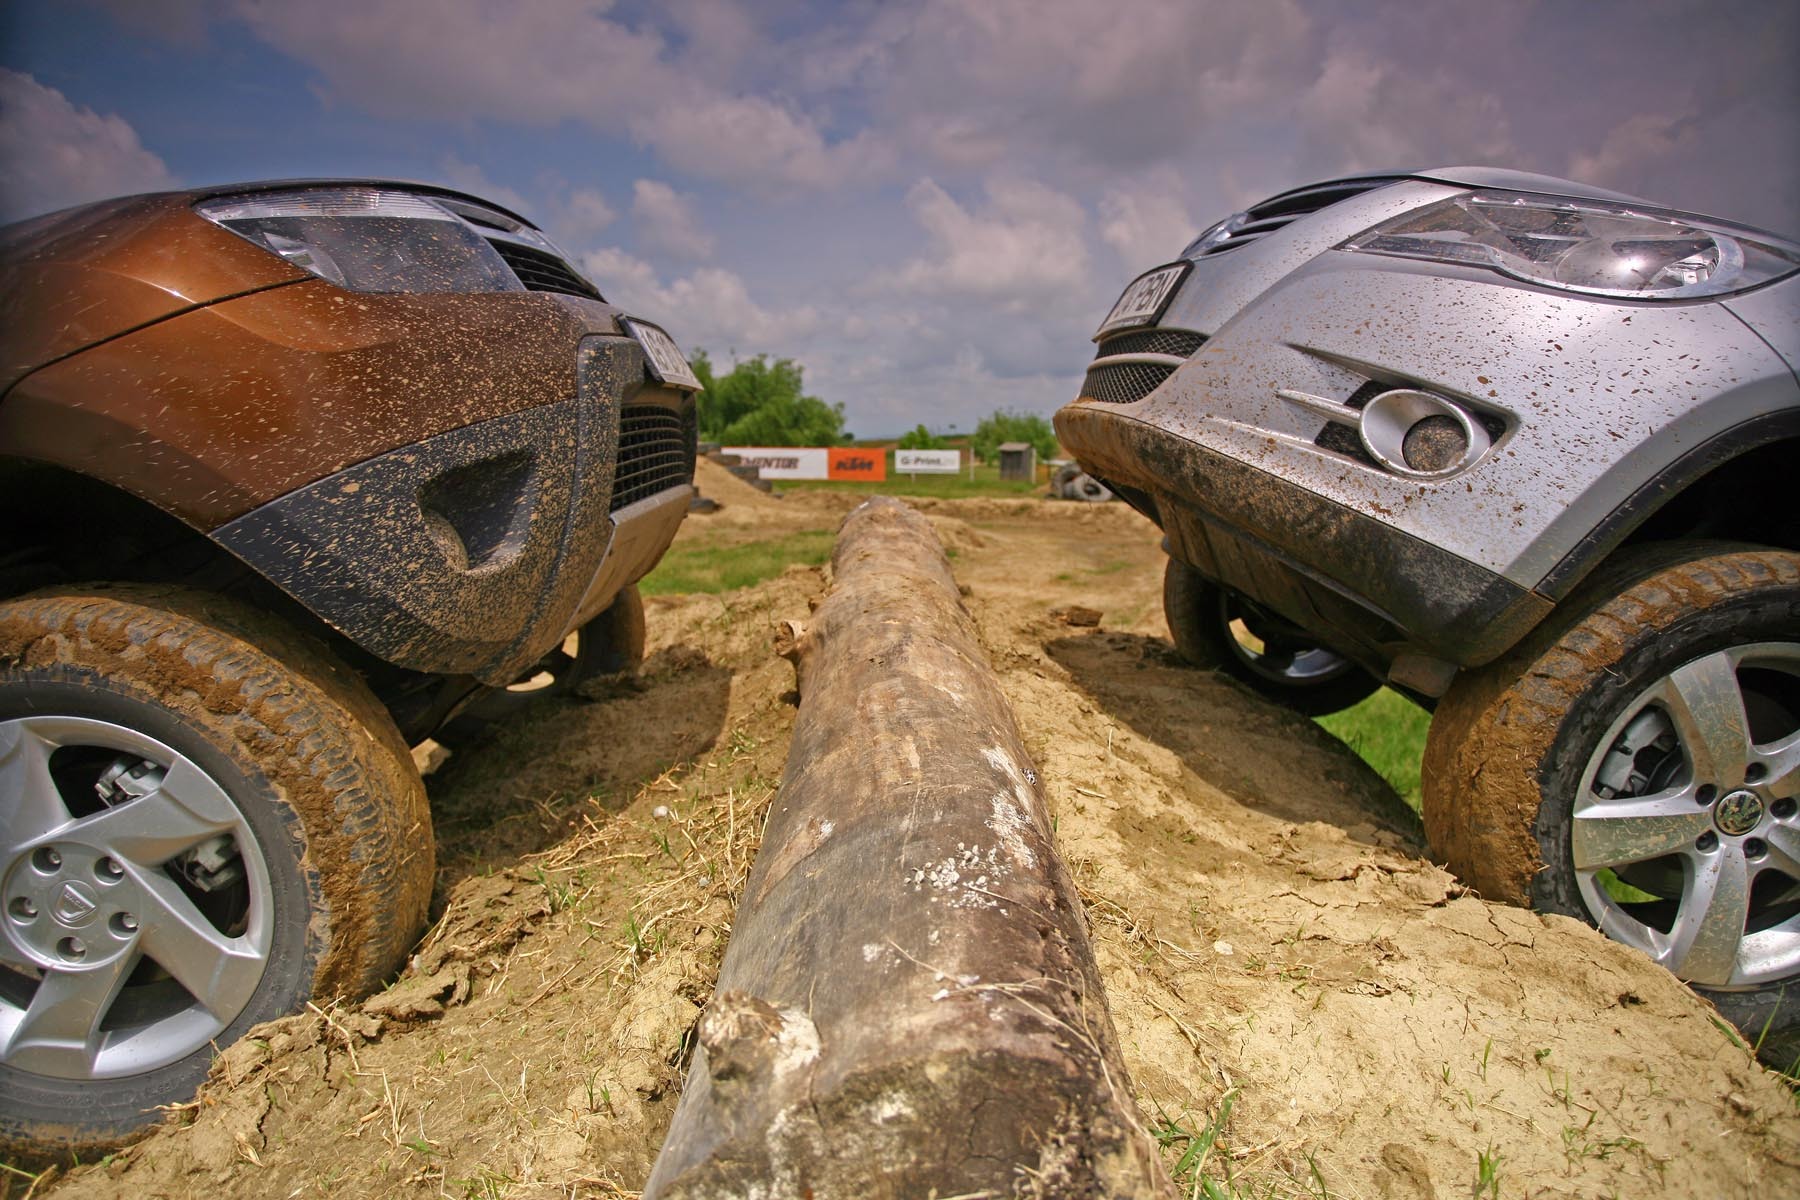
1095, 262, 1189, 338
624, 319, 701, 391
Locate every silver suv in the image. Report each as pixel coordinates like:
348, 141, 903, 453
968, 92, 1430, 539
1056, 167, 1800, 1058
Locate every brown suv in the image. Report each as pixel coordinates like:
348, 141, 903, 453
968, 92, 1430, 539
0, 181, 699, 1154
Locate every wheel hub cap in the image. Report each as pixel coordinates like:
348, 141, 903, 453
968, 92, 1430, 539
1714, 789, 1765, 837
5, 841, 143, 969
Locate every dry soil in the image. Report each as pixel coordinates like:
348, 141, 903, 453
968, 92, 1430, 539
26, 471, 1800, 1199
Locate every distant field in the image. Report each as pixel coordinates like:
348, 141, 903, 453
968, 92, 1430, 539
1317, 687, 1431, 810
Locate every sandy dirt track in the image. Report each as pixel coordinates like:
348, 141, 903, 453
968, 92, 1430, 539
30, 470, 1800, 1199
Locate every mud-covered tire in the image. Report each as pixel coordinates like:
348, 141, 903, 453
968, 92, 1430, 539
1422, 544, 1800, 1062
0, 585, 434, 1159
1163, 558, 1379, 716
443, 585, 646, 738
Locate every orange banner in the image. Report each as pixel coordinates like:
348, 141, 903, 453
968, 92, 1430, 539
827, 447, 887, 481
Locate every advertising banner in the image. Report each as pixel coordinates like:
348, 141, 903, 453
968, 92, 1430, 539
724, 447, 830, 479
722, 448, 888, 481
827, 447, 886, 481
895, 449, 961, 474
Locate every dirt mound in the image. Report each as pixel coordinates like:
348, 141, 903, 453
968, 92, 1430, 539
690, 456, 784, 511
31, 496, 1800, 1200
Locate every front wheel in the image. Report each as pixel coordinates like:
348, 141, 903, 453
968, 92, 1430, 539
0, 586, 434, 1158
1162, 558, 1379, 716
1422, 545, 1800, 1061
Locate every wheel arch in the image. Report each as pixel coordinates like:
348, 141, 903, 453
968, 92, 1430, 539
1537, 412, 1800, 601
0, 456, 245, 598
0, 458, 474, 742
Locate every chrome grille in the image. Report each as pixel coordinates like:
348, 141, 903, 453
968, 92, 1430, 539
486, 239, 604, 300
1194, 177, 1402, 258
612, 406, 694, 512
1080, 328, 1206, 404
1093, 329, 1207, 359
1081, 362, 1178, 405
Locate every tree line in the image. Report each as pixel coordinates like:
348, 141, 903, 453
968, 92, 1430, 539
692, 351, 1058, 461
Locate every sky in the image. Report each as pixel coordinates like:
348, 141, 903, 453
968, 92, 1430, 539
2, 0, 1796, 437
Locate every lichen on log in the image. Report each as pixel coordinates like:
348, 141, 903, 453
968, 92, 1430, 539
644, 496, 1170, 1200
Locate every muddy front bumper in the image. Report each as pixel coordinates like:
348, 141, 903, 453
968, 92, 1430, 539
1056, 401, 1552, 687
212, 334, 694, 686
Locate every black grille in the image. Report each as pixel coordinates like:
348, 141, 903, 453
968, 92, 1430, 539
1313, 421, 1379, 467
487, 240, 604, 300
1094, 329, 1207, 359
1081, 362, 1178, 405
1195, 177, 1402, 258
1311, 382, 1381, 465
612, 406, 694, 512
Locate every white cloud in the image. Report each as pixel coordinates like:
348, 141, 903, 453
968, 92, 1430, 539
884, 176, 1091, 312
233, 0, 884, 193
631, 179, 714, 261
1568, 113, 1695, 198
0, 70, 178, 222
573, 240, 1089, 439
863, 0, 1316, 171
1295, 51, 1515, 175
233, 0, 669, 126
580, 246, 822, 354
1098, 169, 1197, 272
431, 162, 617, 250
552, 187, 618, 244
659, 0, 763, 83
630, 95, 893, 192
579, 246, 663, 307
433, 153, 533, 216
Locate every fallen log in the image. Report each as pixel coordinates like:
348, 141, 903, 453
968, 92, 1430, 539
645, 496, 1170, 1199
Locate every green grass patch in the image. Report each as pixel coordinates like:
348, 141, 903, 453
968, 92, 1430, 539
639, 530, 834, 596
1316, 687, 1431, 811
776, 458, 1043, 499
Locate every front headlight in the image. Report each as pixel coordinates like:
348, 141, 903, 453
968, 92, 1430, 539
1341, 190, 1800, 300
197, 187, 525, 294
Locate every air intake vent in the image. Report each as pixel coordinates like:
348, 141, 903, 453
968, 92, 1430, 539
612, 406, 695, 512
486, 239, 604, 300
1081, 362, 1178, 405
1079, 329, 1206, 404
1194, 177, 1402, 258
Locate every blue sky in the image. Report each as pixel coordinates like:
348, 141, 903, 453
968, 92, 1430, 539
3, 0, 1796, 437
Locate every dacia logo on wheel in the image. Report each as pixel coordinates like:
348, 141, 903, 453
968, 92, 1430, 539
53, 881, 100, 928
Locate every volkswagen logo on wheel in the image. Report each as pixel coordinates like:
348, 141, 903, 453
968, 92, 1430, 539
1715, 789, 1766, 838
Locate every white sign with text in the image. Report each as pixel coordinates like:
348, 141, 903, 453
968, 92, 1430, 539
723, 447, 831, 479
895, 449, 961, 473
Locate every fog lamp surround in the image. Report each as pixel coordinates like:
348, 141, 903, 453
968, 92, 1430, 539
1359, 389, 1491, 479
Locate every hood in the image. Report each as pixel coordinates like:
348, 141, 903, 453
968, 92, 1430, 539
0, 180, 545, 396
1410, 165, 1652, 206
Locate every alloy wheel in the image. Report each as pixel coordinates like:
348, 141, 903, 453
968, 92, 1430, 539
1, 716, 272, 1079
1572, 642, 1800, 989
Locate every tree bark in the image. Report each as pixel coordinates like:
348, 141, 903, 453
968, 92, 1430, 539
644, 496, 1170, 1200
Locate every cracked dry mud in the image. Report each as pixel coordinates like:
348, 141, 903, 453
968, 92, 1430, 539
30, 468, 1800, 1199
